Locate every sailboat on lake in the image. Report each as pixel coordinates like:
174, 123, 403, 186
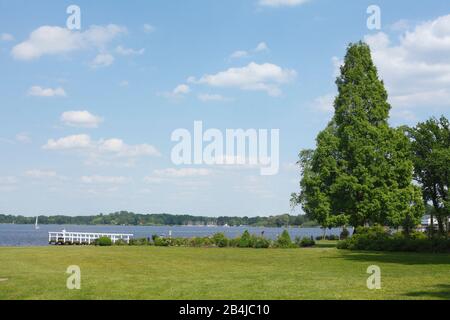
35, 216, 40, 230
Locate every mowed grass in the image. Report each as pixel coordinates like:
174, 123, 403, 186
1, 243, 450, 300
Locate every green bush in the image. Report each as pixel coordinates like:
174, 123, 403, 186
296, 237, 316, 248
115, 239, 128, 246
189, 237, 212, 247
238, 230, 252, 248
96, 236, 112, 246
212, 233, 229, 247
229, 237, 240, 247
276, 230, 293, 248
340, 228, 350, 240
337, 226, 450, 253
253, 236, 271, 248
172, 237, 189, 247
129, 238, 150, 246
315, 235, 340, 241
154, 237, 170, 247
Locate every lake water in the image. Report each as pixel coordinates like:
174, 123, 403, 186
0, 224, 345, 246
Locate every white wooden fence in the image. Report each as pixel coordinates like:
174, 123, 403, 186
48, 230, 134, 245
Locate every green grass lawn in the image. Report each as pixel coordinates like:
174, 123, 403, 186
1, 243, 450, 300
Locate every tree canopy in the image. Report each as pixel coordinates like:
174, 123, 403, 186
293, 42, 424, 231
407, 116, 450, 235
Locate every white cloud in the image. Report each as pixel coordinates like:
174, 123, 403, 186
153, 168, 212, 178
0, 176, 18, 184
61, 110, 103, 128
0, 176, 18, 191
28, 86, 66, 97
233, 176, 273, 198
43, 134, 161, 159
24, 170, 58, 179
144, 24, 155, 34
1, 33, 14, 41
391, 109, 418, 124
43, 134, 92, 150
81, 175, 128, 184
313, 93, 335, 113
364, 14, 450, 109
332, 56, 343, 78
12, 24, 126, 61
144, 168, 213, 186
197, 93, 229, 102
259, 0, 310, 7
98, 138, 160, 157
390, 19, 411, 32
90, 53, 114, 68
190, 62, 296, 96
230, 50, 249, 59
173, 84, 191, 95
229, 42, 269, 60
255, 42, 269, 52
15, 132, 31, 144
143, 177, 165, 184
115, 45, 145, 56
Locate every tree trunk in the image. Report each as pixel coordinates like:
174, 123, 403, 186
430, 212, 434, 239
437, 215, 445, 236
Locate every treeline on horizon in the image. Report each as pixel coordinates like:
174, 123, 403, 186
0, 211, 319, 228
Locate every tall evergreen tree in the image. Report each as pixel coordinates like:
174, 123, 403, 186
294, 42, 423, 231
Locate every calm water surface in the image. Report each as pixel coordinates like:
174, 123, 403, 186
0, 224, 345, 246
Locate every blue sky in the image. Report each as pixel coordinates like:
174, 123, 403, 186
0, 0, 449, 217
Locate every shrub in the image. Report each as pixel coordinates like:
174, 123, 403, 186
337, 226, 450, 253
203, 237, 212, 247
229, 237, 240, 247
296, 237, 316, 248
172, 237, 189, 247
409, 231, 427, 240
238, 230, 252, 248
153, 237, 170, 247
129, 238, 150, 246
212, 233, 229, 247
315, 234, 340, 241
115, 239, 128, 246
189, 237, 211, 247
340, 228, 350, 240
276, 230, 293, 248
253, 237, 271, 249
96, 236, 112, 246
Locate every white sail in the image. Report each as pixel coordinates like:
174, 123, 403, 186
35, 216, 39, 230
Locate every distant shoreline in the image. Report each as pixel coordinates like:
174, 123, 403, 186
0, 211, 320, 228
0, 223, 322, 229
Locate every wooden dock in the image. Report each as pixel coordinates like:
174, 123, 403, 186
48, 230, 134, 245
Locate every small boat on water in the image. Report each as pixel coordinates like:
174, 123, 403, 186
35, 216, 40, 230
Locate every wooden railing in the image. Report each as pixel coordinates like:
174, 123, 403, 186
48, 231, 134, 245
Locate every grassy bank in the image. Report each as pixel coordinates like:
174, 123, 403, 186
0, 243, 449, 300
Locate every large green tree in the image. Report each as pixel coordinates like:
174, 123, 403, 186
292, 42, 423, 232
407, 116, 450, 236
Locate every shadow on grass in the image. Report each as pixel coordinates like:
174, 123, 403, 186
333, 250, 450, 265
405, 284, 450, 299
